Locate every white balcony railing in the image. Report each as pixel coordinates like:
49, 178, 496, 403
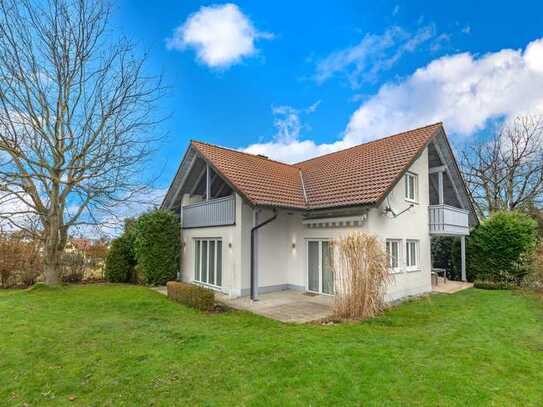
429, 204, 469, 236
182, 195, 235, 229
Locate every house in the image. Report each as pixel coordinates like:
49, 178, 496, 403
161, 123, 477, 302
65, 239, 93, 255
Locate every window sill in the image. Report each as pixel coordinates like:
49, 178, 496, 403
405, 198, 419, 205
388, 269, 403, 275
193, 281, 224, 292
406, 268, 421, 273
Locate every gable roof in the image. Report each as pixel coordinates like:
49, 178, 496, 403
191, 141, 307, 209
170, 122, 444, 210
296, 123, 442, 209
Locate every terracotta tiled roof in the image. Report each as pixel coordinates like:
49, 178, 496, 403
191, 141, 307, 208
296, 123, 442, 209
190, 122, 442, 210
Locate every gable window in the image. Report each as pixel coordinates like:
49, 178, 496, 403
386, 239, 401, 273
405, 172, 418, 202
406, 240, 419, 270
194, 238, 222, 287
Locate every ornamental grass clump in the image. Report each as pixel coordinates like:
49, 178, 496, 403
332, 232, 391, 321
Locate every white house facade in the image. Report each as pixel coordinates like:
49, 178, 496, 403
162, 123, 477, 302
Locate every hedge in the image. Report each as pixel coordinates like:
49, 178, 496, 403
474, 280, 518, 290
467, 211, 538, 283
133, 210, 180, 285
104, 234, 136, 283
167, 281, 215, 311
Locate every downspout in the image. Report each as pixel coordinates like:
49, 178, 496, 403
251, 209, 277, 301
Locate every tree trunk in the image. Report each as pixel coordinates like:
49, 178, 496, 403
42, 215, 67, 285
43, 250, 62, 284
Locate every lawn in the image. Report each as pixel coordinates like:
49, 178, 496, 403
1, 285, 542, 406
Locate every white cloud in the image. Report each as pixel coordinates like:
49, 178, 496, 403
392, 5, 400, 16
345, 37, 543, 143
462, 25, 471, 34
243, 138, 344, 164
0, 191, 38, 233
272, 106, 302, 143
269, 100, 322, 144
68, 187, 168, 239
242, 37, 543, 164
243, 101, 337, 162
314, 25, 436, 87
525, 38, 543, 73
166, 3, 272, 68
0, 187, 167, 239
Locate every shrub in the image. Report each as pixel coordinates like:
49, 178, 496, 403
467, 211, 538, 283
332, 232, 390, 321
133, 210, 180, 286
19, 268, 41, 288
474, 280, 517, 290
85, 241, 109, 280
167, 281, 215, 311
61, 252, 86, 283
0, 234, 42, 288
524, 243, 543, 290
104, 234, 136, 283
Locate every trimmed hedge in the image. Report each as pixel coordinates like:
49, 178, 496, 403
104, 234, 136, 283
167, 281, 215, 311
133, 210, 180, 285
474, 280, 517, 290
467, 211, 538, 283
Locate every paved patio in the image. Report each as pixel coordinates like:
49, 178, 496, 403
156, 281, 472, 322
217, 290, 334, 323
432, 280, 473, 294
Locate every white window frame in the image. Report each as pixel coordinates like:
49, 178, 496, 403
306, 239, 334, 296
194, 238, 223, 289
405, 172, 419, 203
405, 239, 420, 271
386, 239, 402, 274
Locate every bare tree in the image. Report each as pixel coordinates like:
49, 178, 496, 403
461, 116, 543, 217
0, 0, 164, 283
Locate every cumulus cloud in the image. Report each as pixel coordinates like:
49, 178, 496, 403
242, 102, 335, 162
242, 37, 543, 163
269, 101, 322, 143
166, 3, 272, 68
345, 37, 543, 143
314, 25, 436, 87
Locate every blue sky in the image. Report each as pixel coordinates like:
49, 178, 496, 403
112, 0, 543, 191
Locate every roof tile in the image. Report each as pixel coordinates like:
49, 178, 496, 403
191, 123, 442, 210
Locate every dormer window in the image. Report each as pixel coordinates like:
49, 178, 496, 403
405, 172, 418, 202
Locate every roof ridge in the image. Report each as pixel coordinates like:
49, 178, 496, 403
294, 122, 443, 166
298, 169, 308, 206
191, 139, 296, 169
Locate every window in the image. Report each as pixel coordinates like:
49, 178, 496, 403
194, 239, 222, 287
405, 172, 418, 202
406, 240, 419, 270
386, 239, 401, 273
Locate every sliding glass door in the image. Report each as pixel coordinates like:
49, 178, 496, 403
194, 239, 222, 287
307, 240, 334, 295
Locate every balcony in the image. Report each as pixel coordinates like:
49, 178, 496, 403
182, 195, 235, 229
429, 204, 469, 236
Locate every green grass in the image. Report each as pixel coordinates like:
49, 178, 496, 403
1, 285, 542, 406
